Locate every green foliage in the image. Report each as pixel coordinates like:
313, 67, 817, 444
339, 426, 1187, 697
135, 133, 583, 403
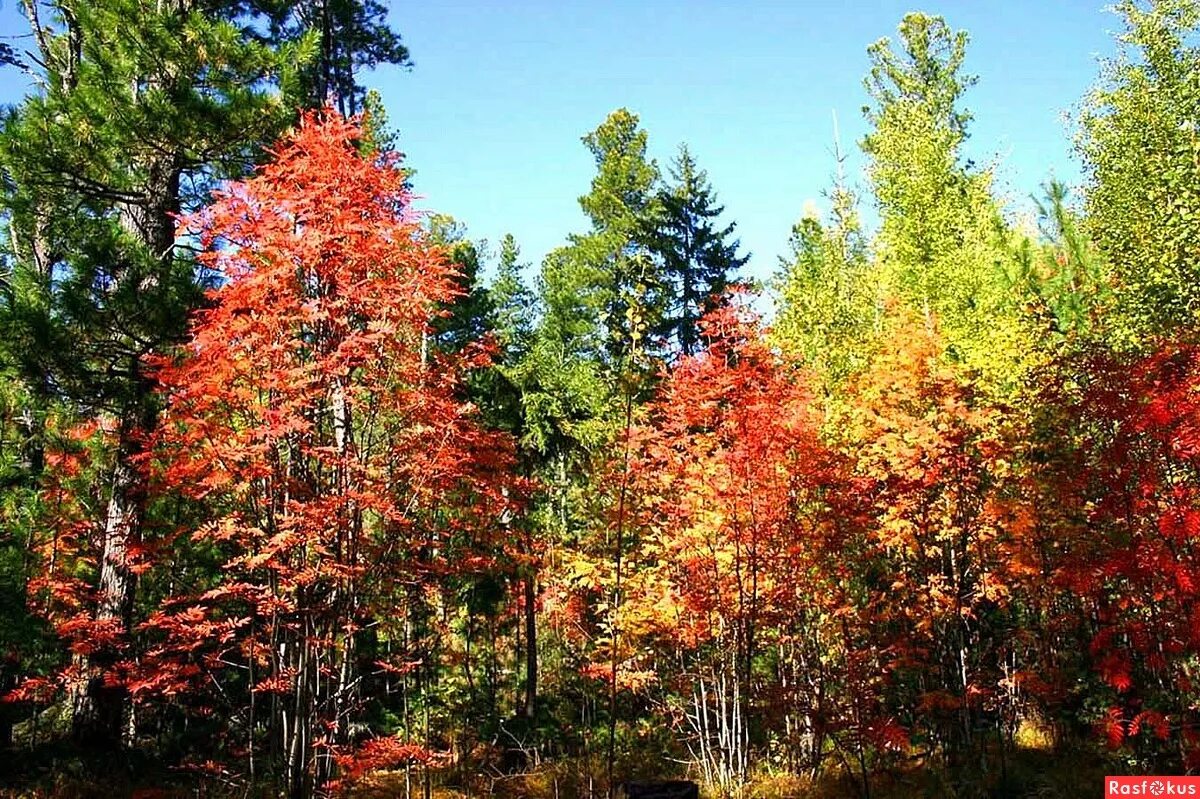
861, 12, 1039, 394
6, 4, 1200, 798
864, 13, 974, 138
0, 0, 311, 412
489, 234, 536, 362
0, 0, 408, 757
774, 182, 876, 385
578, 108, 660, 235
649, 144, 748, 356
360, 88, 402, 156
428, 213, 495, 354
0, 11, 317, 736
1009, 180, 1111, 341
561, 108, 665, 364
264, 0, 411, 115
0, 380, 55, 748
862, 12, 980, 308
1079, 0, 1200, 345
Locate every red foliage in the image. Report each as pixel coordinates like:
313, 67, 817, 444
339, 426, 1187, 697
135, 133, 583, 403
329, 735, 445, 795
834, 309, 1031, 754
1074, 344, 1200, 758
9, 418, 137, 704
636, 298, 837, 647
584, 296, 863, 778
133, 110, 520, 791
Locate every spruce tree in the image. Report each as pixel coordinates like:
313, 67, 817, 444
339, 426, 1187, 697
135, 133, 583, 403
651, 144, 748, 356
490, 233, 536, 363
428, 213, 494, 354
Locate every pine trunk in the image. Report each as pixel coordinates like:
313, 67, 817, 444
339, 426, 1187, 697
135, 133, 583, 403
73, 410, 145, 747
71, 150, 180, 747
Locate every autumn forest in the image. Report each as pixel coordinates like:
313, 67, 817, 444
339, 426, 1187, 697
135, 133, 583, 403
1, 1, 1199, 798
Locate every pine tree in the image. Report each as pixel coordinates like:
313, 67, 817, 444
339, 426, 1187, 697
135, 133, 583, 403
0, 0, 311, 747
482, 234, 540, 721
427, 213, 494, 354
267, 0, 412, 115
1007, 180, 1108, 339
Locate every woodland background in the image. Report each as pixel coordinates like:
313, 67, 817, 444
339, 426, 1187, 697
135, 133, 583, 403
1, 1, 1200, 798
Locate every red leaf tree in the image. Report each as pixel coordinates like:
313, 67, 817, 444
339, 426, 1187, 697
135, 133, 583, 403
141, 111, 518, 796
836, 309, 1034, 768
1069, 344, 1200, 766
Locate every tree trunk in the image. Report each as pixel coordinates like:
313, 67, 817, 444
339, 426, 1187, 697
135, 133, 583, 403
523, 571, 537, 720
73, 407, 146, 747
71, 147, 181, 746
0, 669, 14, 750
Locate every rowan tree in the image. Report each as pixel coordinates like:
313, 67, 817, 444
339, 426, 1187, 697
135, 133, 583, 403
0, 0, 408, 749
137, 112, 518, 797
594, 297, 844, 791
1064, 343, 1200, 769
836, 308, 1035, 768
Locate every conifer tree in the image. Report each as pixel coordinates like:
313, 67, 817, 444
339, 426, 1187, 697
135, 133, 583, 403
489, 234, 536, 363
427, 214, 494, 354
0, 0, 309, 746
544, 108, 664, 366
268, 0, 411, 115
651, 145, 748, 356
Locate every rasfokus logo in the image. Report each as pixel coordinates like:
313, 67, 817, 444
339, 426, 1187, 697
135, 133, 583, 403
1106, 777, 1200, 796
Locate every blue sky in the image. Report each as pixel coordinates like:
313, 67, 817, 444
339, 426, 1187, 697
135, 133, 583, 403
0, 1, 1120, 290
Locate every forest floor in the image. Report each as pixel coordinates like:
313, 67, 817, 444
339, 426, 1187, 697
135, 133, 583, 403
0, 734, 1118, 799
341, 741, 1114, 799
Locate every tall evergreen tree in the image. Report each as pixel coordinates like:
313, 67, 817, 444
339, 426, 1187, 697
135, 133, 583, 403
651, 144, 748, 356
489, 233, 536, 363
516, 111, 665, 615
267, 0, 411, 115
545, 108, 664, 366
481, 234, 539, 721
427, 213, 493, 354
0, 0, 309, 747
